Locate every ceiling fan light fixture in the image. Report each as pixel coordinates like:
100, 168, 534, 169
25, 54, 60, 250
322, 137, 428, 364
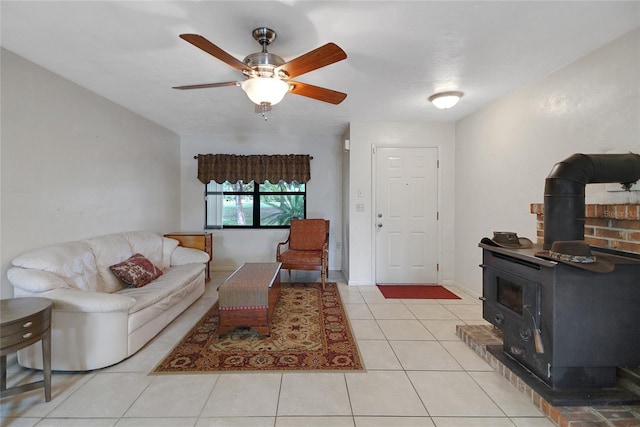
240, 77, 290, 106
428, 91, 464, 109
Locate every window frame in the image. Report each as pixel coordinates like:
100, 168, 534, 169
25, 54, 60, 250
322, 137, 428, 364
204, 180, 307, 229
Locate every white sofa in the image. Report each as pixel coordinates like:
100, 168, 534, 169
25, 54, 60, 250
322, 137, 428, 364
7, 231, 209, 371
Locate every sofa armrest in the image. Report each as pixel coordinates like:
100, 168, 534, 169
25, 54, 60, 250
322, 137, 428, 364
7, 267, 70, 293
170, 246, 210, 266
29, 288, 136, 313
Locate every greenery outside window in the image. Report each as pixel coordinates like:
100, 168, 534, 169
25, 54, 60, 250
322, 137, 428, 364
205, 180, 306, 228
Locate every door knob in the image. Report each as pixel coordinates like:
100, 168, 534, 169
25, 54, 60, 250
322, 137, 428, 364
377, 223, 383, 228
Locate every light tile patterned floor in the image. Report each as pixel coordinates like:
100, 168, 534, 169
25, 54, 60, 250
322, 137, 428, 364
1, 271, 555, 427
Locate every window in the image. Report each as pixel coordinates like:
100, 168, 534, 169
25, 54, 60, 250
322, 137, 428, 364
205, 180, 306, 229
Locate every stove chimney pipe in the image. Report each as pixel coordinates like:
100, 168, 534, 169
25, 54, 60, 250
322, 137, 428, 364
543, 153, 640, 249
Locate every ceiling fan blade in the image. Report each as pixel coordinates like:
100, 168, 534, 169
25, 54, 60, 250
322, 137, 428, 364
277, 43, 347, 79
179, 34, 251, 74
172, 81, 238, 90
288, 81, 347, 105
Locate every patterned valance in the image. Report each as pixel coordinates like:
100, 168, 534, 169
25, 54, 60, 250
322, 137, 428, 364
196, 154, 311, 184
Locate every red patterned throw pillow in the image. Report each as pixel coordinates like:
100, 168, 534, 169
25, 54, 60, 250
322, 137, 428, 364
110, 253, 163, 287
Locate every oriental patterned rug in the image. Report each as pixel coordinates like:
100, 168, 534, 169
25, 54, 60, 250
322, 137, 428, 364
152, 282, 363, 373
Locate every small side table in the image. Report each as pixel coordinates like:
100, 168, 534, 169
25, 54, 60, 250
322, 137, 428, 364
1, 297, 52, 402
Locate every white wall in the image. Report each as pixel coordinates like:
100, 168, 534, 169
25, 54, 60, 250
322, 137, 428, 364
345, 122, 456, 285
179, 134, 343, 271
454, 28, 640, 296
1, 49, 181, 298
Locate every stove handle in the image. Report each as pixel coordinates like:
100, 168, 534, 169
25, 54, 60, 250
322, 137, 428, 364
478, 263, 487, 302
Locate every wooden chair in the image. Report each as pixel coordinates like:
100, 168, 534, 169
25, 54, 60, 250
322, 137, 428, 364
276, 219, 329, 289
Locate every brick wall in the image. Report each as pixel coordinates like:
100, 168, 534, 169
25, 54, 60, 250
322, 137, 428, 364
530, 203, 640, 254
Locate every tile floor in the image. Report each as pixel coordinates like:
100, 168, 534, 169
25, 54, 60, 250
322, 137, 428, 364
1, 271, 555, 427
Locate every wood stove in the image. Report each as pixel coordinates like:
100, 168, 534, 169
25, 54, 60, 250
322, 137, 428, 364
480, 242, 640, 404
480, 153, 640, 405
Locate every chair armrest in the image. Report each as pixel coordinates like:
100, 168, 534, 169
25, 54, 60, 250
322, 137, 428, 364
170, 246, 210, 266
276, 237, 290, 258
25, 288, 136, 313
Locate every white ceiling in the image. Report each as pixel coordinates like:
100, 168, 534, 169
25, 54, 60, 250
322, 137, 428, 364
2, 1, 639, 137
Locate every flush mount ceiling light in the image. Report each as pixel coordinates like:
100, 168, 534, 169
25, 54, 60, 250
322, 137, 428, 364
428, 91, 464, 109
240, 77, 290, 106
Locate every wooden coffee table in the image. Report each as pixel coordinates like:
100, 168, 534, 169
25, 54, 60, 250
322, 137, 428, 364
1, 297, 52, 402
217, 263, 281, 337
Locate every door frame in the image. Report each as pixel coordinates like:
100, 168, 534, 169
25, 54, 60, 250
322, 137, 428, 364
371, 144, 440, 285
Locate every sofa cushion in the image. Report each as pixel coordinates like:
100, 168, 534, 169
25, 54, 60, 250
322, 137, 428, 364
123, 231, 164, 268
110, 253, 163, 287
118, 264, 204, 314
85, 233, 133, 293
42, 288, 137, 312
279, 249, 324, 266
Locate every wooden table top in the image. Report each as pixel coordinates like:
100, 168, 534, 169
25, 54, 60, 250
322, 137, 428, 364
0, 297, 52, 325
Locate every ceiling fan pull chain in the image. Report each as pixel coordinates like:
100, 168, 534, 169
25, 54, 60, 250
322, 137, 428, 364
261, 102, 269, 121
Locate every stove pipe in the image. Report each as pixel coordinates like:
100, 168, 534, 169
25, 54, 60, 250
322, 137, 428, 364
543, 153, 640, 249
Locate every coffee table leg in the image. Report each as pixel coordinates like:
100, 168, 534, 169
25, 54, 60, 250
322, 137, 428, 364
42, 330, 51, 402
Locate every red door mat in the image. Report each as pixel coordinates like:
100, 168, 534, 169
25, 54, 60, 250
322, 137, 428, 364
376, 284, 461, 299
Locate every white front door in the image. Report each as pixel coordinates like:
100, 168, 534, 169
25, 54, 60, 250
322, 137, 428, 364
375, 147, 439, 284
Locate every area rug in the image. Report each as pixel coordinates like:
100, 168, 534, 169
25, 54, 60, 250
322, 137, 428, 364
152, 282, 363, 373
377, 284, 461, 299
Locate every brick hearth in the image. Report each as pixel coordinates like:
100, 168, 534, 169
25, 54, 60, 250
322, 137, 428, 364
457, 325, 640, 426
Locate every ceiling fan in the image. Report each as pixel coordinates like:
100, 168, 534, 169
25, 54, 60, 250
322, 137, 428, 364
173, 27, 347, 115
